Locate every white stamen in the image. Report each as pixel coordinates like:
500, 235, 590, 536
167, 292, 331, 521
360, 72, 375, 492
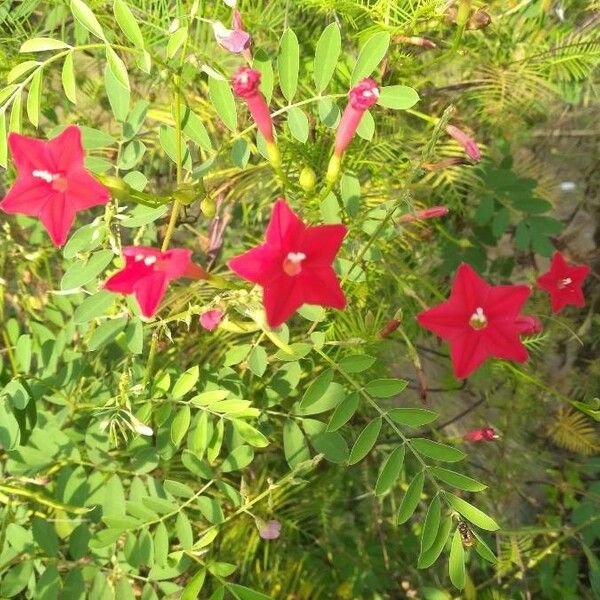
134, 254, 145, 262
144, 256, 157, 266
32, 170, 58, 183
239, 72, 248, 84
286, 252, 306, 264
469, 306, 488, 329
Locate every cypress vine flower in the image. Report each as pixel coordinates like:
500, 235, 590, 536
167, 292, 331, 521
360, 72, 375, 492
0, 125, 109, 247
536, 252, 590, 313
228, 199, 347, 328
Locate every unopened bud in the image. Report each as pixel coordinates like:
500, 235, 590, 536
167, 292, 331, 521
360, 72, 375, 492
266, 142, 281, 168
326, 154, 341, 184
97, 175, 130, 200
299, 166, 316, 191
173, 185, 196, 206
200, 196, 216, 218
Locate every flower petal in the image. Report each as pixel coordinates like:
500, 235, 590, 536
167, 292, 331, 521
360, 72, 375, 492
228, 244, 281, 285
450, 263, 489, 310
104, 264, 148, 294
65, 168, 110, 210
134, 272, 169, 318
38, 194, 76, 247
263, 277, 304, 327
485, 284, 530, 321
0, 177, 52, 216
417, 300, 469, 340
265, 199, 305, 250
8, 133, 53, 173
48, 125, 85, 173
484, 323, 528, 363
302, 224, 347, 265
448, 332, 489, 379
302, 267, 346, 309
163, 249, 193, 279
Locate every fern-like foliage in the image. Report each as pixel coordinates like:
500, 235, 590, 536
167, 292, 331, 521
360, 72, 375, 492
548, 407, 600, 455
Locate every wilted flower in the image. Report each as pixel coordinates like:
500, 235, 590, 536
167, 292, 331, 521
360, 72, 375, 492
200, 309, 224, 331
417, 263, 533, 379
229, 199, 347, 327
0, 126, 109, 247
446, 124, 481, 161
463, 427, 497, 442
536, 252, 590, 313
399, 206, 449, 223
257, 519, 281, 540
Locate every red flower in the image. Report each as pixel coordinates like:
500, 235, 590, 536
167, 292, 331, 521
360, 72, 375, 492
232, 67, 274, 143
0, 125, 109, 246
417, 263, 532, 379
463, 427, 497, 442
228, 199, 347, 327
536, 252, 590, 313
104, 247, 206, 318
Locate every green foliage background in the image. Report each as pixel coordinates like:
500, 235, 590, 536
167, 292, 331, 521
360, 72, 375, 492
0, 0, 599, 599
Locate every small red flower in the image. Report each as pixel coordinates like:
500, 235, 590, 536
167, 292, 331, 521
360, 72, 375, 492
104, 247, 206, 318
200, 309, 224, 331
232, 67, 274, 143
0, 125, 109, 246
334, 78, 380, 157
463, 427, 497, 442
417, 263, 532, 379
536, 252, 590, 313
228, 199, 347, 328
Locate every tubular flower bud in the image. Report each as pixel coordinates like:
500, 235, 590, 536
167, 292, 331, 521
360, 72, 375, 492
232, 67, 275, 144
446, 124, 481, 161
399, 206, 449, 223
299, 166, 316, 191
463, 427, 497, 442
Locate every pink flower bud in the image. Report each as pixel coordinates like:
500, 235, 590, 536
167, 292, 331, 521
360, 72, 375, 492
446, 124, 481, 161
257, 519, 281, 540
515, 315, 543, 336
463, 427, 497, 442
200, 309, 224, 331
334, 78, 380, 157
399, 206, 449, 223
232, 67, 274, 143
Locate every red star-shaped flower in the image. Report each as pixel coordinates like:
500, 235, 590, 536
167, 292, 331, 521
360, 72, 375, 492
105, 247, 206, 318
536, 252, 590, 313
228, 199, 347, 327
417, 263, 532, 379
0, 125, 110, 246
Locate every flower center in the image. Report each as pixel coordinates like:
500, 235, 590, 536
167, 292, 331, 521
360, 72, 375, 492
557, 277, 572, 289
282, 252, 306, 276
32, 170, 68, 192
134, 254, 158, 268
469, 307, 488, 330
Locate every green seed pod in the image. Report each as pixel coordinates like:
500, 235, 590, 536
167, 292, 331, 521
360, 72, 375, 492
299, 166, 316, 191
200, 196, 216, 219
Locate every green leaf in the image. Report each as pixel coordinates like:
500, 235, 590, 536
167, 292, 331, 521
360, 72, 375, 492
231, 419, 269, 448
32, 517, 59, 556
375, 445, 405, 495
172, 366, 199, 399
318, 97, 340, 128
356, 110, 375, 140
104, 62, 130, 121
224, 344, 252, 366
283, 418, 310, 467
118, 139, 146, 170
351, 31, 390, 85
153, 522, 169, 567
410, 439, 465, 463
449, 529, 466, 589
208, 76, 237, 131
445, 493, 500, 531
171, 405, 191, 446
339, 354, 375, 374
313, 23, 341, 92
340, 174, 361, 217
8, 61, 38, 84
20, 38, 70, 52
397, 471, 424, 524
73, 290, 115, 323
429, 467, 487, 492
9, 92, 22, 133
287, 106, 309, 142
167, 27, 188, 60
36, 565, 61, 599
1, 560, 33, 597
278, 28, 299, 102
300, 369, 333, 409
420, 495, 441, 554
249, 346, 268, 377
388, 408, 438, 428
221, 445, 254, 472
302, 418, 348, 464
197, 496, 224, 524
14, 335, 31, 373
492, 207, 510, 238
473, 531, 497, 564
227, 585, 272, 600
70, 0, 106, 40
327, 391, 359, 431
124, 100, 149, 140
295, 382, 344, 416
106, 46, 130, 90
348, 417, 382, 464
61, 249, 114, 289
377, 85, 419, 109
418, 516, 453, 569
181, 568, 206, 600
62, 53, 77, 103
114, 0, 145, 48
253, 48, 274, 102
365, 378, 407, 398
158, 125, 191, 170
181, 106, 212, 151
176, 512, 193, 550
0, 113, 7, 168
88, 317, 128, 351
